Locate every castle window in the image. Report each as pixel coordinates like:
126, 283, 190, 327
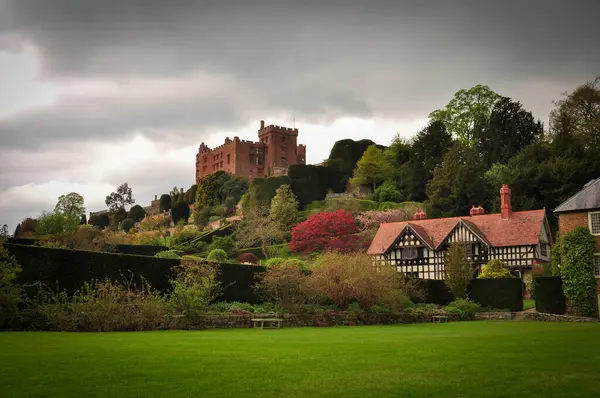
249, 154, 255, 165
281, 136, 286, 142
220, 161, 223, 168
281, 146, 287, 152
227, 154, 231, 164
203, 157, 207, 163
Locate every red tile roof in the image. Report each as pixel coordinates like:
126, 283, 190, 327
367, 210, 547, 255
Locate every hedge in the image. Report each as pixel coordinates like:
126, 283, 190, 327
112, 244, 168, 256
416, 279, 454, 306
534, 276, 566, 314
468, 278, 523, 311
237, 244, 290, 260
6, 238, 37, 246
190, 224, 234, 244
6, 244, 265, 303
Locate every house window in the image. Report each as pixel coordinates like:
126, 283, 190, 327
405, 272, 419, 278
594, 254, 600, 278
589, 212, 600, 235
403, 247, 423, 259
540, 243, 547, 257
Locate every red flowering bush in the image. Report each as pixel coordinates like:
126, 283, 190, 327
289, 210, 360, 253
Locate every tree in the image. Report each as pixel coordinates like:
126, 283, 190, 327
121, 218, 136, 232
0, 241, 22, 328
219, 176, 249, 203
478, 259, 513, 279
89, 213, 110, 229
112, 207, 127, 227
208, 236, 236, 258
171, 201, 190, 225
196, 174, 221, 208
127, 205, 147, 222
35, 211, 80, 236
235, 204, 285, 259
254, 265, 310, 309
54, 192, 85, 218
270, 185, 299, 234
139, 216, 171, 245
373, 180, 401, 203
12, 224, 20, 238
475, 97, 544, 167
194, 206, 211, 228
207, 249, 228, 262
550, 77, 600, 147
443, 243, 473, 299
79, 214, 87, 225
19, 218, 38, 236
349, 145, 393, 191
561, 227, 597, 317
429, 84, 501, 145
290, 210, 359, 254
426, 142, 489, 217
159, 194, 172, 212
105, 183, 135, 212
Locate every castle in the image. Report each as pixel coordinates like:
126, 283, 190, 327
196, 120, 306, 181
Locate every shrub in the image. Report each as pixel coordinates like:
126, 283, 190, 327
121, 218, 136, 232
373, 181, 402, 203
168, 258, 221, 322
265, 257, 286, 268
444, 243, 473, 298
155, 250, 182, 259
159, 194, 172, 212
444, 299, 481, 319
323, 198, 361, 215
194, 206, 211, 227
207, 249, 228, 262
0, 243, 22, 329
89, 213, 110, 229
469, 278, 523, 311
171, 201, 190, 225
208, 236, 236, 258
237, 253, 258, 264
127, 205, 147, 222
478, 259, 513, 279
254, 265, 310, 309
38, 278, 170, 332
35, 225, 114, 252
534, 276, 566, 314
35, 211, 80, 236
561, 227, 597, 317
309, 252, 401, 310
290, 210, 359, 253
113, 208, 128, 226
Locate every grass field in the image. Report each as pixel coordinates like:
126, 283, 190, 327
1, 322, 599, 398
523, 299, 535, 310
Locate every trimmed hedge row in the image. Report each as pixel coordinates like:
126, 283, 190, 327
534, 276, 566, 314
6, 238, 37, 245
237, 244, 290, 260
112, 244, 168, 256
6, 244, 265, 303
190, 224, 234, 244
419, 278, 523, 311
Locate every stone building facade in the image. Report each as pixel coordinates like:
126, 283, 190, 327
196, 120, 306, 181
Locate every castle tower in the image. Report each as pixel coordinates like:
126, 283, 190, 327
258, 120, 304, 176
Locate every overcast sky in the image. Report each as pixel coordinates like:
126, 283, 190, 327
1, 0, 599, 232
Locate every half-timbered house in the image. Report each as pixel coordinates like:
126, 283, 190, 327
367, 185, 552, 281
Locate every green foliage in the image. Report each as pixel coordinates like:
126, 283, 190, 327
219, 177, 248, 203
534, 277, 566, 315
444, 299, 482, 319
550, 231, 562, 276
35, 211, 80, 236
159, 194, 172, 212
54, 192, 85, 218
196, 173, 221, 208
443, 243, 473, 299
127, 205, 147, 222
236, 204, 285, 260
469, 278, 523, 311
171, 201, 190, 225
0, 242, 22, 328
372, 180, 401, 203
113, 207, 127, 226
254, 264, 309, 309
207, 301, 282, 314
265, 257, 286, 268
89, 213, 110, 229
168, 259, 221, 321
358, 200, 378, 211
429, 84, 501, 145
478, 259, 513, 279
208, 236, 236, 258
349, 145, 393, 190
288, 165, 346, 209
426, 142, 488, 217
105, 183, 135, 212
194, 206, 211, 227
561, 227, 597, 317
155, 250, 182, 259
325, 138, 383, 189
270, 184, 299, 234
120, 218, 136, 232
207, 249, 228, 262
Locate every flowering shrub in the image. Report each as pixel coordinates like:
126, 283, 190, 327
290, 210, 359, 253
355, 209, 410, 231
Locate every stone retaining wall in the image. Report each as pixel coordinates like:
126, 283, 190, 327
523, 312, 598, 322
474, 312, 512, 321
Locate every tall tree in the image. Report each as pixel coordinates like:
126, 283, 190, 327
429, 84, 501, 145
235, 204, 285, 259
0, 224, 8, 238
105, 183, 135, 212
127, 204, 147, 222
426, 142, 488, 217
55, 192, 86, 218
159, 194, 172, 212
35, 211, 79, 236
444, 243, 473, 299
171, 201, 191, 225
349, 145, 393, 191
269, 184, 299, 234
475, 97, 544, 167
219, 176, 249, 203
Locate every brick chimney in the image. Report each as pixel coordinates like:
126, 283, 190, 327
500, 184, 512, 219
476, 206, 484, 215
260, 120, 265, 130
413, 209, 427, 220
470, 205, 478, 216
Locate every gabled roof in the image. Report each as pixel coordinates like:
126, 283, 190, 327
367, 210, 547, 255
554, 177, 600, 213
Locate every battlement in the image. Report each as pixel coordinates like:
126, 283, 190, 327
258, 120, 298, 136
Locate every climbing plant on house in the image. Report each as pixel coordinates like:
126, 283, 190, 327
561, 227, 597, 317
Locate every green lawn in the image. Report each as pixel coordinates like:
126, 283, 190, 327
1, 322, 599, 397
523, 299, 535, 310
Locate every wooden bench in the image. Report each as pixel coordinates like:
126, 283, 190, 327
251, 318, 282, 329
432, 315, 448, 323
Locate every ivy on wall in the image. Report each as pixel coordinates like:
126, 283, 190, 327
561, 227, 597, 317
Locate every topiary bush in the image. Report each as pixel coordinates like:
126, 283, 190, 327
478, 259, 514, 279
154, 250, 182, 259
207, 249, 228, 262
561, 227, 597, 317
127, 205, 147, 222
120, 218, 136, 232
237, 253, 258, 264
